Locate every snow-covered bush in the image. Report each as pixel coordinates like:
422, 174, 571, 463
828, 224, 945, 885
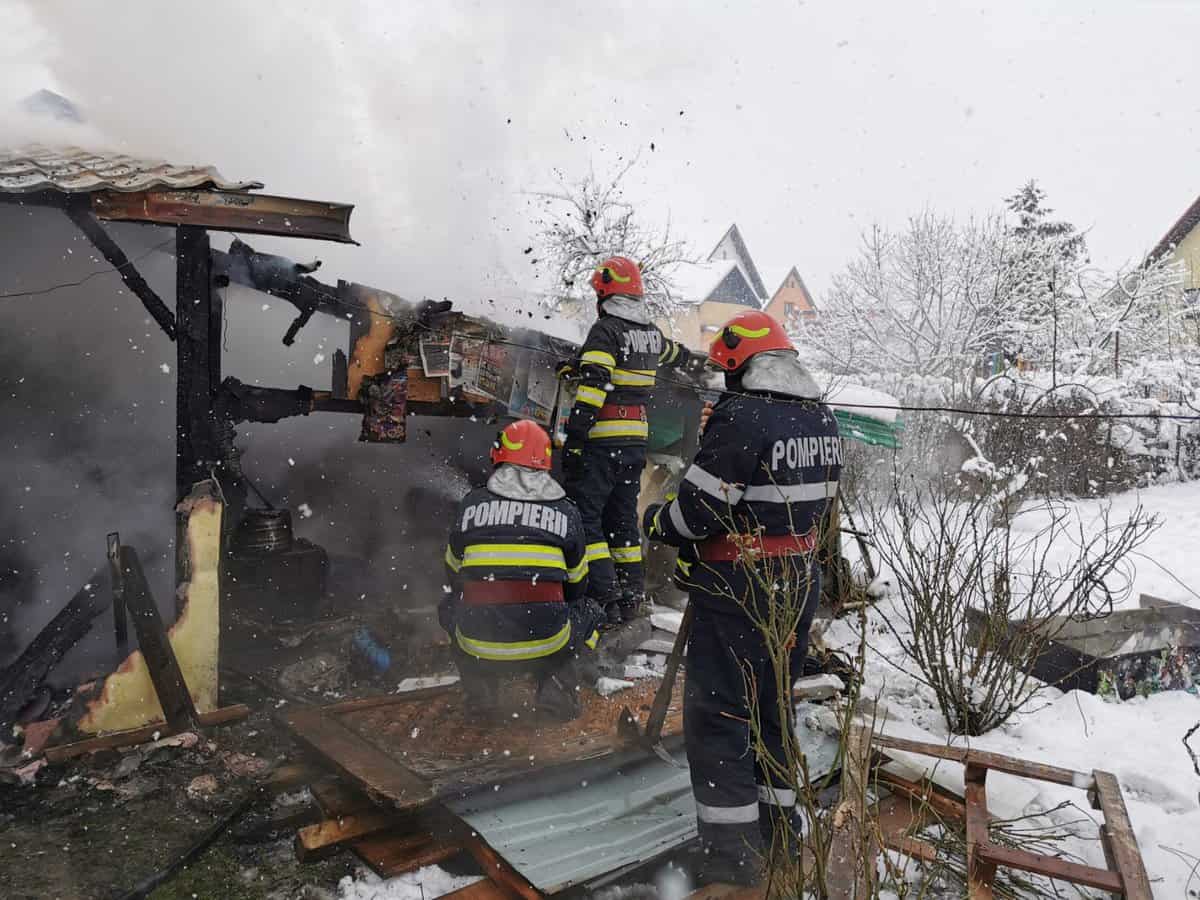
861, 471, 1158, 735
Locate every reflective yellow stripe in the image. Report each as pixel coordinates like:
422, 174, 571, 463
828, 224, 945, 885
586, 541, 611, 562
729, 324, 771, 339
456, 623, 571, 661
611, 545, 643, 564
585, 629, 600, 650
611, 368, 655, 386
576, 385, 607, 408
566, 557, 589, 583
462, 543, 566, 570
500, 432, 524, 451
675, 557, 692, 576
659, 342, 680, 364
580, 350, 616, 370
445, 545, 462, 572
587, 420, 650, 440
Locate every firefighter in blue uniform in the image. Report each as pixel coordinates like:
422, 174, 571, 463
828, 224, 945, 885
441, 419, 601, 722
644, 310, 842, 886
559, 255, 690, 625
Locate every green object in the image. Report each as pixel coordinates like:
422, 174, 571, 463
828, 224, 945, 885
834, 409, 904, 449
648, 412, 686, 453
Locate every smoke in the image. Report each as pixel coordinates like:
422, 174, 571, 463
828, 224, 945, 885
0, 209, 177, 676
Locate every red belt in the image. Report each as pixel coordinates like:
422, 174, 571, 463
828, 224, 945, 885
697, 530, 818, 562
463, 581, 564, 605
597, 403, 646, 421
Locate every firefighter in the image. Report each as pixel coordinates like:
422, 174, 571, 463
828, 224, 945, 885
440, 419, 601, 722
558, 255, 690, 626
643, 310, 842, 886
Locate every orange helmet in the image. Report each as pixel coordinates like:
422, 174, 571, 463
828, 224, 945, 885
590, 256, 644, 299
490, 419, 553, 470
707, 310, 795, 371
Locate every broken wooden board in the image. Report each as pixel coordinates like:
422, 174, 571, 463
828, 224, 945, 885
285, 676, 685, 803
294, 810, 401, 861
350, 828, 463, 878
74, 482, 223, 733
42, 704, 249, 762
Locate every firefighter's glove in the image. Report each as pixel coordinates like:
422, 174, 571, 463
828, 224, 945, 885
555, 357, 576, 379
562, 442, 585, 480
643, 503, 665, 540
683, 349, 709, 376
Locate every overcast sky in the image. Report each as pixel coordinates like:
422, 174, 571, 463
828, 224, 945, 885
2, 0, 1198, 312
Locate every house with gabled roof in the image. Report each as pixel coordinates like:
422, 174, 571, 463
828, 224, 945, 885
1147, 192, 1200, 296
661, 223, 772, 347
763, 265, 818, 327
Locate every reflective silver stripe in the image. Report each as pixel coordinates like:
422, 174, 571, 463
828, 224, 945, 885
696, 800, 760, 824
741, 481, 839, 503
757, 785, 797, 807
684, 465, 745, 505
611, 545, 642, 563
668, 501, 701, 540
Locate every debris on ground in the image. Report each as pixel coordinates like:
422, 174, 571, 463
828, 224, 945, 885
597, 677, 636, 697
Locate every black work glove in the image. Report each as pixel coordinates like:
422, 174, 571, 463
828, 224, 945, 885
561, 440, 585, 480
683, 348, 710, 376
555, 357, 576, 379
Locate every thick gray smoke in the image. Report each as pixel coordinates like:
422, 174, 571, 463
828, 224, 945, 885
0, 208, 177, 676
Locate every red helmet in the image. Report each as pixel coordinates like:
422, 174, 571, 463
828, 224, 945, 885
590, 256, 644, 299
707, 310, 795, 371
490, 419, 553, 470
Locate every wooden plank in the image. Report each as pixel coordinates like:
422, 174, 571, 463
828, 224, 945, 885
64, 201, 177, 340
43, 704, 249, 762
318, 684, 459, 716
350, 829, 462, 878
461, 834, 543, 900
874, 794, 938, 864
872, 734, 1091, 789
294, 810, 400, 861
176, 225, 218, 504
311, 777, 377, 817
875, 769, 969, 823
117, 545, 199, 733
825, 724, 876, 900
964, 765, 995, 900
1092, 770, 1154, 900
442, 881, 518, 900
284, 708, 435, 810
976, 841, 1123, 893
93, 189, 356, 244
108, 532, 129, 665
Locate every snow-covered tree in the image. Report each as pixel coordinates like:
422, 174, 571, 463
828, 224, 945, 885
527, 157, 696, 317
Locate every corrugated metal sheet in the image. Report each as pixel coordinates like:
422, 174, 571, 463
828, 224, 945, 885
0, 145, 263, 194
446, 702, 842, 894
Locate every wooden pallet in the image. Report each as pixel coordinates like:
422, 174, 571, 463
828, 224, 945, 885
869, 732, 1153, 899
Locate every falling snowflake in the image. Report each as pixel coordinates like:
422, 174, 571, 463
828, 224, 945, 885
313, 353, 326, 366
298, 503, 313, 518
160, 363, 171, 374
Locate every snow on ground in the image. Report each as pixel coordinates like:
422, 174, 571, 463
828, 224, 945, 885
824, 481, 1200, 894
1012, 481, 1200, 611
337, 866, 481, 900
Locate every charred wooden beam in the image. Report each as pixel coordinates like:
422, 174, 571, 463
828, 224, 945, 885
116, 545, 199, 733
0, 570, 108, 733
176, 226, 221, 502
92, 189, 355, 244
62, 200, 177, 340
108, 532, 129, 666
212, 240, 344, 345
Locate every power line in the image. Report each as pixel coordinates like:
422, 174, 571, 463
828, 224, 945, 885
0, 238, 176, 300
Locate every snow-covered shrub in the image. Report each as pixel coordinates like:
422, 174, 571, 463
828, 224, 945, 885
862, 471, 1158, 735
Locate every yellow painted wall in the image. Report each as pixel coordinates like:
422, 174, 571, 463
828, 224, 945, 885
658, 300, 757, 352
1168, 224, 1200, 290
77, 486, 222, 734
